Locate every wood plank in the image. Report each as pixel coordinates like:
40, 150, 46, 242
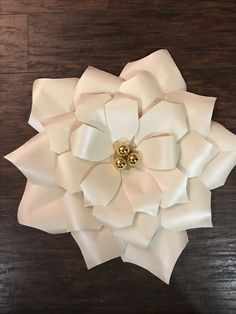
27, 1, 236, 76
0, 0, 107, 14
1, 0, 236, 313
0, 14, 27, 73
28, 11, 125, 74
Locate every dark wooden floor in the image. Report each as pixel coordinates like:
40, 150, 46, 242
0, 1, 236, 313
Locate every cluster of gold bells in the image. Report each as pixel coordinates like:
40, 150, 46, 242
113, 141, 142, 170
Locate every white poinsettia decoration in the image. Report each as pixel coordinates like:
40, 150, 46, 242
6, 49, 236, 284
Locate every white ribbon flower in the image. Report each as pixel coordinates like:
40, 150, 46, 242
5, 49, 236, 284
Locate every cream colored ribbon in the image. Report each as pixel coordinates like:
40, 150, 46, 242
5, 49, 236, 284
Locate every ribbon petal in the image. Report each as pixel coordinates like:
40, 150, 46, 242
122, 228, 188, 284
18, 181, 80, 234
55, 152, 93, 193
138, 135, 179, 170
29, 78, 78, 132
115, 212, 160, 249
71, 227, 126, 269
75, 93, 111, 131
120, 49, 186, 94
93, 186, 135, 229
149, 168, 188, 208
42, 113, 79, 154
200, 152, 236, 190
166, 90, 216, 137
5, 133, 57, 187
122, 169, 162, 216
119, 71, 163, 114
63, 192, 102, 231
74, 66, 122, 103
179, 131, 218, 177
81, 163, 121, 206
207, 121, 236, 151
134, 100, 188, 144
105, 93, 139, 141
70, 124, 113, 162
161, 178, 212, 232
200, 122, 236, 189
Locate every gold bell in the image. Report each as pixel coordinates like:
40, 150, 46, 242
114, 157, 127, 170
117, 144, 130, 157
127, 152, 140, 167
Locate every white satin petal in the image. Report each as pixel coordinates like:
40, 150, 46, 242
80, 163, 121, 206
75, 93, 111, 131
93, 186, 135, 229
115, 213, 160, 249
42, 113, 79, 154
199, 121, 236, 189
105, 93, 139, 141
138, 135, 179, 170
74, 66, 122, 102
18, 181, 73, 234
207, 121, 236, 151
166, 90, 216, 137
161, 178, 212, 232
55, 152, 93, 193
70, 124, 113, 162
200, 152, 236, 189
122, 169, 162, 216
122, 228, 188, 284
134, 100, 188, 144
120, 49, 186, 94
149, 169, 188, 208
29, 78, 78, 132
71, 227, 126, 269
63, 192, 102, 231
5, 133, 57, 187
179, 131, 218, 177
119, 71, 163, 114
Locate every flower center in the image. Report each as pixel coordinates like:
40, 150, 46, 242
113, 141, 141, 170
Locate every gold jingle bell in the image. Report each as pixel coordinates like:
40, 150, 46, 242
127, 152, 140, 167
117, 144, 130, 157
114, 157, 127, 170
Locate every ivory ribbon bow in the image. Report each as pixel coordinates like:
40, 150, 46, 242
5, 49, 236, 284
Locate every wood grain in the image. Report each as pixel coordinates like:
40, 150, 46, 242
0, 15, 27, 73
0, 0, 107, 14
0, 1, 236, 313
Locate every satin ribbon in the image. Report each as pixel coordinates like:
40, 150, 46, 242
5, 49, 236, 284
